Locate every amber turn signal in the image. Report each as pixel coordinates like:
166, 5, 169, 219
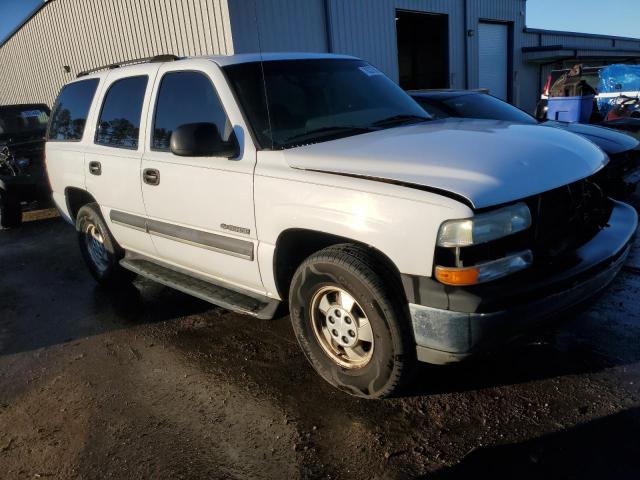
434, 251, 533, 286
435, 266, 481, 286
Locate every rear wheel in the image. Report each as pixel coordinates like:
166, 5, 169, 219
289, 244, 415, 399
0, 189, 22, 229
76, 203, 134, 287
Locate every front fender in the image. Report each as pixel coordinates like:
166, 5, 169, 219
254, 165, 472, 296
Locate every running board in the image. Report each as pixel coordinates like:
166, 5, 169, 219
120, 256, 280, 320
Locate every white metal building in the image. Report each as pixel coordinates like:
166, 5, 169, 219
1, 0, 639, 113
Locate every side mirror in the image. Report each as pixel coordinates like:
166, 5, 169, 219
170, 122, 239, 158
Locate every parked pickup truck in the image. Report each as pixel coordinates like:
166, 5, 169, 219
46, 53, 638, 398
0, 103, 51, 228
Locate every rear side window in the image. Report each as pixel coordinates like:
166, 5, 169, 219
95, 76, 148, 149
48, 79, 99, 141
152, 71, 231, 151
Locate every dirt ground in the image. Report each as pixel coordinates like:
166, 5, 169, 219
1, 210, 640, 479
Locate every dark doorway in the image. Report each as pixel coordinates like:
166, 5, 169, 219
396, 10, 449, 90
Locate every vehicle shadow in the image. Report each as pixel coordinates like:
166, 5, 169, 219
402, 274, 640, 396
404, 325, 639, 397
0, 214, 212, 357
427, 407, 640, 479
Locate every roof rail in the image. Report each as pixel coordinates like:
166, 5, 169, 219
76, 54, 180, 78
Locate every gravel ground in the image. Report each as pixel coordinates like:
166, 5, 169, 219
1, 211, 639, 479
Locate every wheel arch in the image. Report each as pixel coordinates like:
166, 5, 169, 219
64, 187, 98, 221
272, 228, 405, 302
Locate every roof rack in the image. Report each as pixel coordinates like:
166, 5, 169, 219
76, 54, 180, 78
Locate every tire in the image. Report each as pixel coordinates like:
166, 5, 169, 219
0, 189, 22, 229
76, 203, 134, 287
289, 244, 415, 399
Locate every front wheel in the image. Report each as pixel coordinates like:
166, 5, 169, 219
289, 244, 415, 399
0, 189, 22, 229
76, 203, 134, 287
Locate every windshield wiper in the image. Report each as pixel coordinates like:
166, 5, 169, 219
371, 114, 431, 127
281, 125, 378, 145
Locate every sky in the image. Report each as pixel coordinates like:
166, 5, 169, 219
0, 0, 42, 43
526, 0, 639, 38
0, 0, 638, 44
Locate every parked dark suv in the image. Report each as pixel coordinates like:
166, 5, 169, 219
0, 103, 51, 227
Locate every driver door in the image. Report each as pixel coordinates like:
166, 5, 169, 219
140, 62, 263, 294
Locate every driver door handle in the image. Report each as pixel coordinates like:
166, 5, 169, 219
88, 161, 101, 176
143, 168, 160, 186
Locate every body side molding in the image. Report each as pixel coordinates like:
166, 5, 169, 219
109, 210, 254, 260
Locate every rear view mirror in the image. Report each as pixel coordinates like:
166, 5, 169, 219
170, 122, 239, 158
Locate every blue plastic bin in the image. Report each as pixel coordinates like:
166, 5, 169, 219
546, 95, 594, 123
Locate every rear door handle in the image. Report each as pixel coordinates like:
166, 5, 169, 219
88, 161, 101, 176
143, 168, 160, 186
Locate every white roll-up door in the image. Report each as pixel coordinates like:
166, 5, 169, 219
478, 22, 509, 100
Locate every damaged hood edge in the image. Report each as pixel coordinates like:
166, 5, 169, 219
284, 119, 609, 210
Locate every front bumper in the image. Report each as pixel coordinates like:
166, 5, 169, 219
408, 200, 638, 365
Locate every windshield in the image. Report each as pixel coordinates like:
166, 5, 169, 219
224, 59, 430, 149
441, 94, 537, 124
0, 105, 50, 139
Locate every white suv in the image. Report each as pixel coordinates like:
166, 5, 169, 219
46, 53, 637, 398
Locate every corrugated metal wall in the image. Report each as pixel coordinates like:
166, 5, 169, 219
228, 0, 328, 53
0, 0, 233, 106
1, 0, 638, 114
234, 0, 525, 95
227, 0, 469, 88
322, 0, 465, 86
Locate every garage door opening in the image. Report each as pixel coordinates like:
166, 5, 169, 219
396, 10, 449, 90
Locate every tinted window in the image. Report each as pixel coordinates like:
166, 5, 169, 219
0, 105, 49, 139
152, 71, 231, 151
412, 98, 454, 119
222, 63, 269, 148
225, 59, 430, 150
442, 94, 537, 124
95, 76, 148, 149
48, 79, 99, 141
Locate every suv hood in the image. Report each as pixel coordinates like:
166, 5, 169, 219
285, 118, 608, 209
542, 120, 639, 154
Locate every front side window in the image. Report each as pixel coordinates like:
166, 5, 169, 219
152, 71, 231, 151
48, 79, 100, 141
224, 59, 431, 150
95, 76, 148, 149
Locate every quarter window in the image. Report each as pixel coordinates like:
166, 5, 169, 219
48, 79, 99, 141
95, 76, 148, 149
152, 71, 231, 151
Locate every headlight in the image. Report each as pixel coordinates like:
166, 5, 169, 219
437, 202, 532, 247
